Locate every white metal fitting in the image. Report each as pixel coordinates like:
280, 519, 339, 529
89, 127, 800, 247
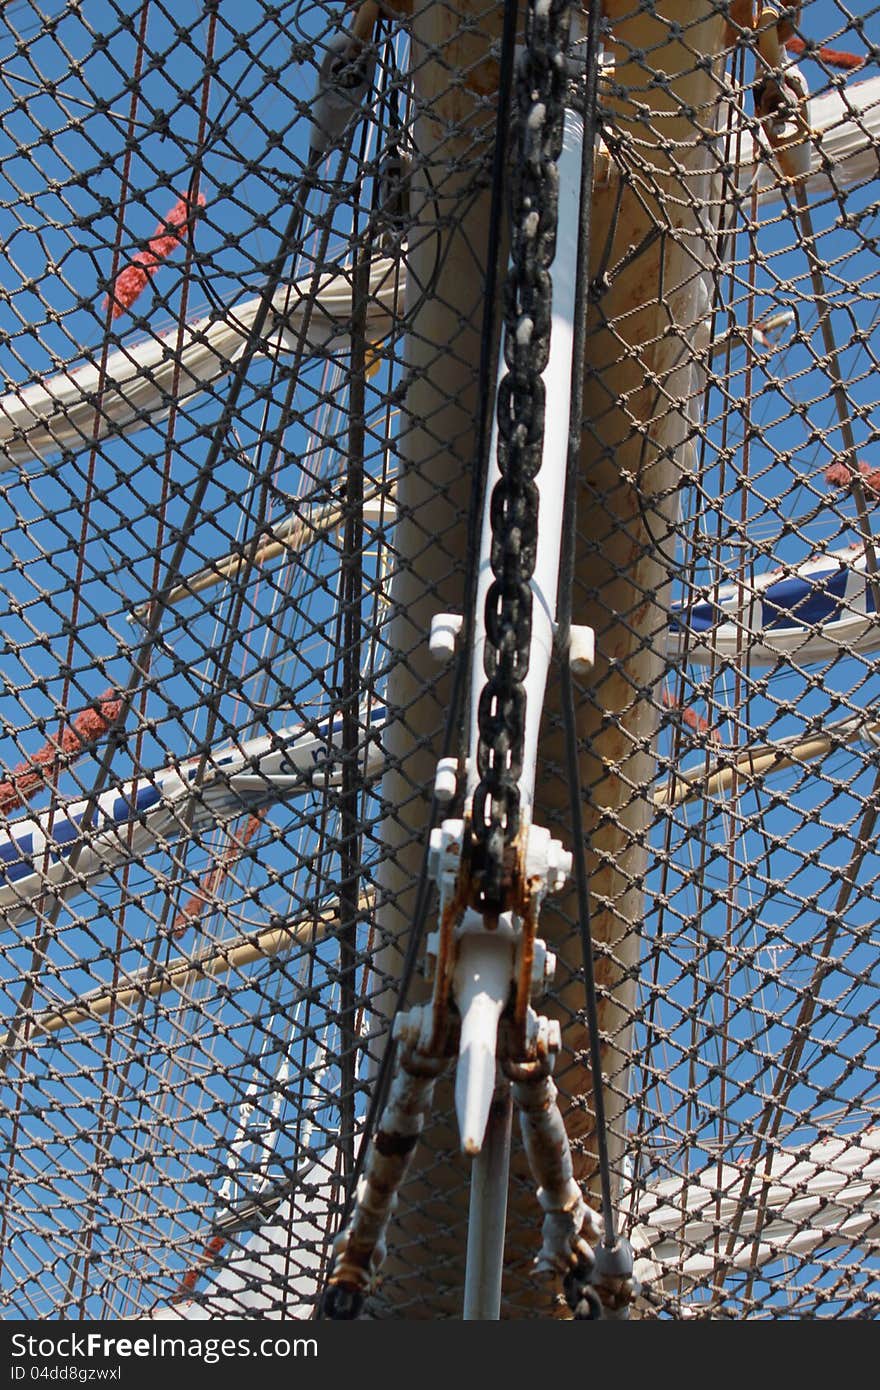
569, 623, 595, 676
528, 938, 557, 996
431, 822, 570, 903
524, 823, 572, 896
524, 1010, 562, 1058
429, 612, 463, 662
452, 931, 515, 1155
392, 1003, 435, 1054
423, 929, 440, 982
428, 817, 465, 904
434, 756, 458, 805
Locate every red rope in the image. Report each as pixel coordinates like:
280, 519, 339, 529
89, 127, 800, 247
104, 192, 207, 320
173, 1234, 226, 1300
0, 692, 122, 815
825, 457, 880, 500
662, 688, 720, 743
785, 37, 866, 72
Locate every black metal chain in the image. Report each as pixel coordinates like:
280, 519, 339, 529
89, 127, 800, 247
471, 0, 574, 908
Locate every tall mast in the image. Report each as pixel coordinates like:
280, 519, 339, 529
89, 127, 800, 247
373, 0, 728, 1313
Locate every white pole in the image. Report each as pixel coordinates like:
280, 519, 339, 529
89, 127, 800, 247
457, 104, 585, 1307
462, 1085, 513, 1319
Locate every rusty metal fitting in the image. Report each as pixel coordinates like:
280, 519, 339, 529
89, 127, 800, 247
398, 1047, 446, 1080
322, 1045, 444, 1315
758, 70, 811, 182
527, 937, 557, 996
392, 1006, 458, 1060
523, 1010, 562, 1061
534, 1209, 588, 1278
590, 1236, 639, 1319
502, 1052, 553, 1084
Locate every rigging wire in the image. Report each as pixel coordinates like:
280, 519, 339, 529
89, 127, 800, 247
711, 41, 764, 1296
0, 0, 155, 1294
101, 415, 343, 1309
135, 24, 408, 1312
4, 0, 880, 1324
101, 141, 362, 1310
0, 108, 360, 1317
631, 40, 750, 1220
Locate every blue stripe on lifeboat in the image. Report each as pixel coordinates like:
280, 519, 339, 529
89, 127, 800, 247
111, 781, 163, 825
669, 599, 718, 634
0, 831, 35, 884
761, 567, 849, 631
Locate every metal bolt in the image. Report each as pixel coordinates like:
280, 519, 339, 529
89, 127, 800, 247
434, 757, 458, 804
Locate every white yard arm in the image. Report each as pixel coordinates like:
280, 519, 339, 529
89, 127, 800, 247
0, 258, 400, 471
130, 491, 396, 620
630, 1129, 880, 1297
0, 706, 385, 929
0, 899, 375, 1048
654, 709, 880, 810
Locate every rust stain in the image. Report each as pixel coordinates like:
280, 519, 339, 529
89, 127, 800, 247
512, 882, 539, 1042
432, 6, 499, 95
427, 864, 469, 1053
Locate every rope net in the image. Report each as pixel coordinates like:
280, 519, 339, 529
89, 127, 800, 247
0, 0, 879, 1320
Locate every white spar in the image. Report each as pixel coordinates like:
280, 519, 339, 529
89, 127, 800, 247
5, 72, 879, 475
629, 1128, 880, 1296
669, 542, 880, 667
0, 704, 385, 928
0, 258, 400, 471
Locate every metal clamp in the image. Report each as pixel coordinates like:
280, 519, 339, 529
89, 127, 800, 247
309, 31, 377, 160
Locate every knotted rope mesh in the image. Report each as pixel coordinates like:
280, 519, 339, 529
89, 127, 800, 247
0, 0, 879, 1319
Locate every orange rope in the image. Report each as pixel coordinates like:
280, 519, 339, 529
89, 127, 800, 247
104, 192, 207, 320
785, 37, 866, 72
171, 812, 265, 938
662, 688, 720, 743
825, 457, 880, 500
173, 1234, 226, 1300
0, 691, 122, 815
